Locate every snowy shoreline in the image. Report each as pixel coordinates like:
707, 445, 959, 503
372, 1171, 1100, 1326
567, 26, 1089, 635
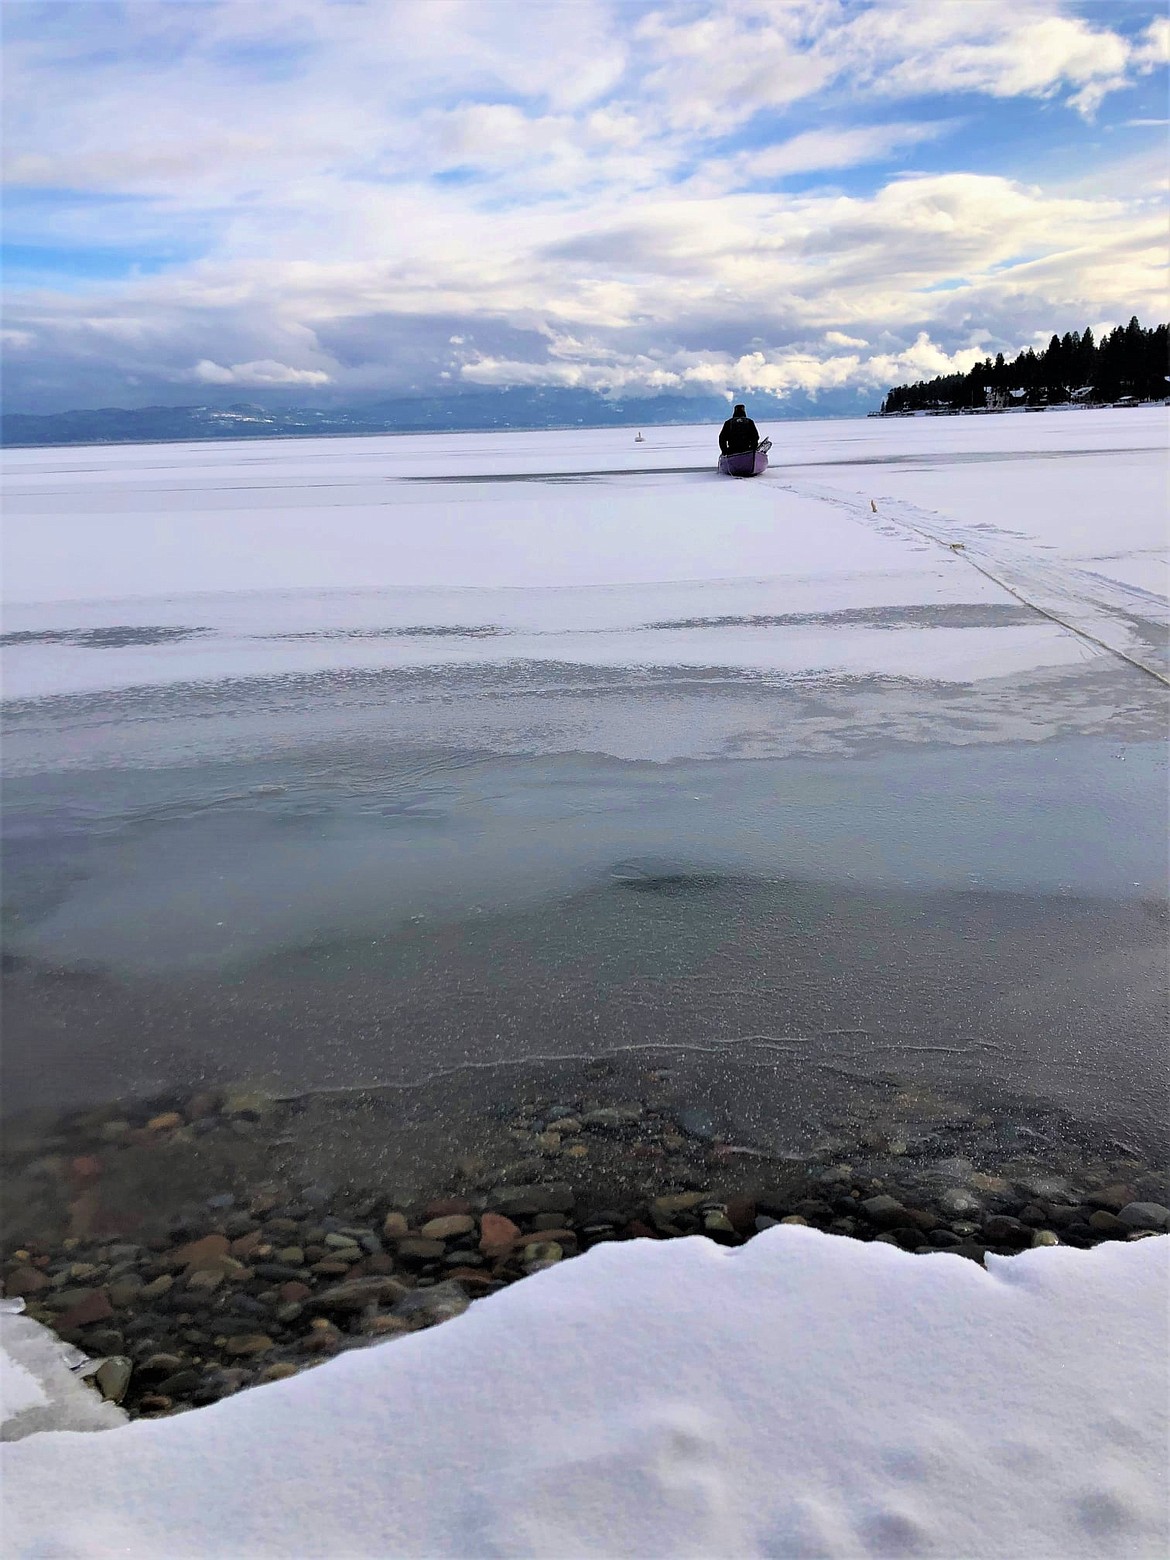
3, 1080, 1167, 1430
3, 1227, 1167, 1558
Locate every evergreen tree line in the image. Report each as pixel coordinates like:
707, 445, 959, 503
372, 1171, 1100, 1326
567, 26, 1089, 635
880, 316, 1169, 414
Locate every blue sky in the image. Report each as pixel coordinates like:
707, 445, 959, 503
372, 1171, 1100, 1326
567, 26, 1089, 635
2, 0, 1167, 412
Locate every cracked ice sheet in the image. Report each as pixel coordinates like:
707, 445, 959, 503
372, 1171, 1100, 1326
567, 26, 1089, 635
1, 1230, 1166, 1558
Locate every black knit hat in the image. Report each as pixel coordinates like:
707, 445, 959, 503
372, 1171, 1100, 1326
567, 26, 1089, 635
733, 403, 746, 415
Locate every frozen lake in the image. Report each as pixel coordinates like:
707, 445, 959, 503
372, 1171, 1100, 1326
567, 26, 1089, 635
1, 409, 1167, 1168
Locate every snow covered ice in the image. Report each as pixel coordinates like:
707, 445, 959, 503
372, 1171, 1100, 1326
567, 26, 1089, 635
3, 409, 1165, 708
1, 1229, 1167, 1558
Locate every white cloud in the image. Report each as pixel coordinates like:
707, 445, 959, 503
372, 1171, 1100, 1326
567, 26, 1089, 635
190, 359, 333, 387
1134, 17, 1170, 68
458, 330, 988, 401
688, 121, 959, 195
817, 1, 1135, 118
1, 1, 1166, 413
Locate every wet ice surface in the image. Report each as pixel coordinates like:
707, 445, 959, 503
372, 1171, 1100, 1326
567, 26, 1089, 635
1, 409, 1167, 1170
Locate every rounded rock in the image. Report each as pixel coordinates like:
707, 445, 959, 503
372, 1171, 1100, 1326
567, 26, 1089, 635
222, 1333, 274, 1358
861, 1195, 905, 1228
257, 1362, 300, 1384
420, 1214, 476, 1241
1118, 1201, 1169, 1230
93, 1356, 133, 1403
522, 1241, 564, 1270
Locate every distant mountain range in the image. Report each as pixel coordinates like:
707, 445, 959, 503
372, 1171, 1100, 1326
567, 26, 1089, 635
0, 385, 876, 448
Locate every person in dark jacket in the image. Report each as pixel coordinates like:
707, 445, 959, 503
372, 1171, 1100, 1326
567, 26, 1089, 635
719, 403, 759, 454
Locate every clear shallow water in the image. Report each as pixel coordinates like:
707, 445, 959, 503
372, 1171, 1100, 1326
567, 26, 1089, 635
2, 731, 1166, 1152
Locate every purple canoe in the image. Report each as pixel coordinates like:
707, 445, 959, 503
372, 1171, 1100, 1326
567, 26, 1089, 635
717, 437, 771, 478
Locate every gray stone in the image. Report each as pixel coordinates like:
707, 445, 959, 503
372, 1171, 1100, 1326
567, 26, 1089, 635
982, 1215, 1028, 1246
107, 1277, 145, 1308
42, 1288, 93, 1313
310, 1277, 409, 1314
215, 1316, 274, 1337
158, 1369, 201, 1397
1117, 1202, 1169, 1230
392, 1281, 469, 1324
580, 1106, 644, 1130
1019, 1174, 1078, 1205
928, 1229, 961, 1248
1084, 1184, 1134, 1214
139, 1352, 185, 1376
939, 1188, 982, 1217
395, 1237, 446, 1260
92, 1357, 133, 1403
85, 1328, 126, 1356
861, 1195, 905, 1228
1087, 1210, 1126, 1235
486, 1183, 575, 1218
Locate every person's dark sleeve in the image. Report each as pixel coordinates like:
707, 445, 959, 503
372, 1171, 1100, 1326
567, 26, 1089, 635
745, 419, 760, 445
718, 420, 731, 453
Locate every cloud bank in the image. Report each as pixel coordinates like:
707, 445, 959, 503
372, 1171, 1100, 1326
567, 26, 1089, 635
2, 0, 1167, 413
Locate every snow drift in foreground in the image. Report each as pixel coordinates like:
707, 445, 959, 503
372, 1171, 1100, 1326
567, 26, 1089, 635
2, 1229, 1166, 1558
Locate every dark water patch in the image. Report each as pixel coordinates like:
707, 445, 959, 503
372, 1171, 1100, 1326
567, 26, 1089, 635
646, 604, 1038, 632
610, 861, 726, 894
267, 625, 506, 641
400, 448, 1151, 486
404, 466, 712, 483
1, 626, 210, 649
